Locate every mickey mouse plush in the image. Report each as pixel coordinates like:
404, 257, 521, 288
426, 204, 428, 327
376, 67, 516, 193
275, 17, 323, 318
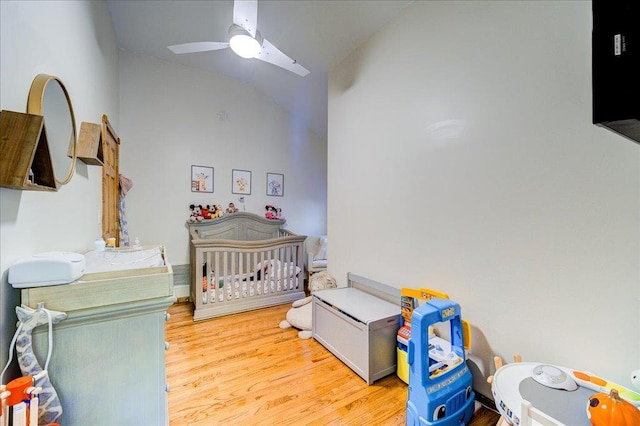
189, 204, 204, 222
201, 205, 212, 220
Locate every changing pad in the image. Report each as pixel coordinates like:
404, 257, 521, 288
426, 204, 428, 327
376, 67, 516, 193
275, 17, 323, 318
84, 247, 165, 273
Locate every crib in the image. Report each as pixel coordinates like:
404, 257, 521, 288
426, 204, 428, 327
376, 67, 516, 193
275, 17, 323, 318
188, 212, 306, 321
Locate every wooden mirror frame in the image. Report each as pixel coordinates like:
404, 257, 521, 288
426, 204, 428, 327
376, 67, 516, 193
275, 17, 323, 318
27, 74, 78, 186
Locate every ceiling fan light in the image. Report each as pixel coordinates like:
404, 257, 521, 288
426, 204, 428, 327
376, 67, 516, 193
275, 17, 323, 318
229, 34, 261, 59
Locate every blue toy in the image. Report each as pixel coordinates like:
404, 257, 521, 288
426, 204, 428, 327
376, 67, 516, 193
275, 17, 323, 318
397, 287, 451, 384
406, 298, 475, 426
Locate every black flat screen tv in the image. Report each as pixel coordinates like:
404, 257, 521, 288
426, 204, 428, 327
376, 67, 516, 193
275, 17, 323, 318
592, 0, 639, 144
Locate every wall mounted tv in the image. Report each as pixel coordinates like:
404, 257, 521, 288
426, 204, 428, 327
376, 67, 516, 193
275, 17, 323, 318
592, 0, 639, 144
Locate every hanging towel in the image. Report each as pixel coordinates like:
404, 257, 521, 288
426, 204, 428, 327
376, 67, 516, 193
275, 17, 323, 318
119, 174, 133, 196
119, 174, 133, 246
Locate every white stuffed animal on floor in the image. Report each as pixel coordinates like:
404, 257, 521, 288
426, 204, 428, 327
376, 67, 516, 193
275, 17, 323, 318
279, 271, 337, 339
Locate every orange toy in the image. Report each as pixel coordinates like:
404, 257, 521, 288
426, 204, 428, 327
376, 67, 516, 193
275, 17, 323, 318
5, 376, 39, 426
587, 388, 640, 426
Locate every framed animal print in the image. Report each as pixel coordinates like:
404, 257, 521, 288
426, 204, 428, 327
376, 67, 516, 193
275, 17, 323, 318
232, 169, 251, 195
266, 172, 284, 196
191, 165, 213, 193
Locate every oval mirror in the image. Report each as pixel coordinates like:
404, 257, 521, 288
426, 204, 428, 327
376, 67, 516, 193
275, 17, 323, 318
27, 74, 77, 186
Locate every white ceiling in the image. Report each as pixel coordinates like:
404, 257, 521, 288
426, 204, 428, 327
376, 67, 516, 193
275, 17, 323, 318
107, 0, 412, 138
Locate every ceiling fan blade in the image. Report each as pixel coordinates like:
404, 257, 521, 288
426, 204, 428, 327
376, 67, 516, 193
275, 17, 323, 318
168, 41, 229, 54
233, 0, 258, 38
256, 39, 310, 77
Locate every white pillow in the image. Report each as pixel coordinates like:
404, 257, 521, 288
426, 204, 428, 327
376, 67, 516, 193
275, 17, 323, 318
314, 236, 328, 261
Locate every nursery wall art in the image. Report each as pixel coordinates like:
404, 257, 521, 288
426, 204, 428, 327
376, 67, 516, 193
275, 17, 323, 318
191, 165, 213, 193
232, 169, 251, 195
267, 172, 284, 196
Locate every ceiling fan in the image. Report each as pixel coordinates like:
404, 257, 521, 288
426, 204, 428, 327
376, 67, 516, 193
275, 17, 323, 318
168, 0, 310, 77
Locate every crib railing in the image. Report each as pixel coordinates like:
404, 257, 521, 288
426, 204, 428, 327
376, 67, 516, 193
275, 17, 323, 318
190, 232, 306, 320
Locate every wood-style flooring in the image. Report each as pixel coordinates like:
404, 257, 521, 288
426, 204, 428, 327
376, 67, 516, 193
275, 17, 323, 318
165, 302, 500, 425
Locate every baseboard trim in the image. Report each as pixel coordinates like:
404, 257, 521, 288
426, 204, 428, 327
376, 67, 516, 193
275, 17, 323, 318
172, 264, 190, 300
174, 285, 190, 299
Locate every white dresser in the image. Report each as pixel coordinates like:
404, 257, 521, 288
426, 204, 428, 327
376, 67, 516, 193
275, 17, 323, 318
21, 246, 175, 425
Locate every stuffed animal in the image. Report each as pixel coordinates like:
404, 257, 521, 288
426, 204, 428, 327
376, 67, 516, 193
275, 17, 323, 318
208, 204, 219, 219
279, 271, 337, 339
275, 207, 284, 220
201, 205, 212, 220
265, 204, 277, 219
214, 205, 224, 218
189, 204, 204, 222
265, 204, 283, 220
227, 202, 238, 213
14, 305, 67, 425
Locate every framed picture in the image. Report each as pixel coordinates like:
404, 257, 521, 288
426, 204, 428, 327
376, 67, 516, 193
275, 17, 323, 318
266, 172, 284, 196
191, 165, 213, 193
232, 169, 251, 194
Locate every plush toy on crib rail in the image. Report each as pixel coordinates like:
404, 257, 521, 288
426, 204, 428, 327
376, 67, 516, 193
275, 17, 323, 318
201, 205, 212, 220
206, 204, 220, 219
189, 204, 204, 222
214, 204, 225, 218
226, 202, 239, 213
279, 271, 337, 339
265, 204, 284, 220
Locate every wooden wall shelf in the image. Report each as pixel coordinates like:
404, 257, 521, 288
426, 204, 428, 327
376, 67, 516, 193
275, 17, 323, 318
0, 110, 57, 191
76, 121, 104, 166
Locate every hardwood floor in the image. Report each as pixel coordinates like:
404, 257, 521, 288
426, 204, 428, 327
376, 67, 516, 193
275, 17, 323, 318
165, 302, 500, 425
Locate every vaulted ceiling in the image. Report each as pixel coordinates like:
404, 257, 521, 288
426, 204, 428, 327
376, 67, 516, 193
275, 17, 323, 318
107, 0, 412, 138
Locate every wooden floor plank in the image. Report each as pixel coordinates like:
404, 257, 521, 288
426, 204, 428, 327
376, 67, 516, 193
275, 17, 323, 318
165, 302, 499, 425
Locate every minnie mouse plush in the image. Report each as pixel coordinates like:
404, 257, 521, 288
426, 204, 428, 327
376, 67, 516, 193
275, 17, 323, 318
265, 204, 284, 220
265, 204, 278, 219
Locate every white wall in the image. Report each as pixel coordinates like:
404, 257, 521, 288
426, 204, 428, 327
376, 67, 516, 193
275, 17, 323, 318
0, 1, 119, 377
329, 0, 639, 388
118, 51, 327, 265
